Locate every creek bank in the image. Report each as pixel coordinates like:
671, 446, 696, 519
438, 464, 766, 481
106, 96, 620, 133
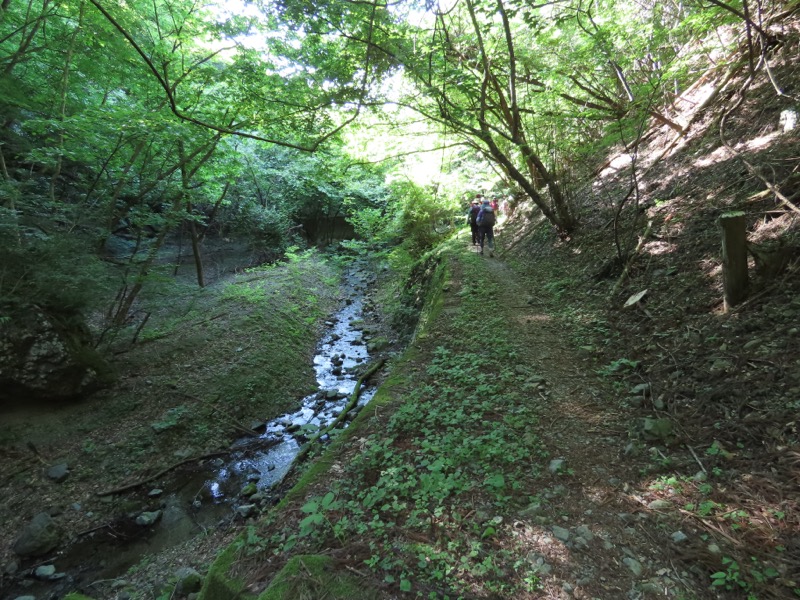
1, 257, 404, 600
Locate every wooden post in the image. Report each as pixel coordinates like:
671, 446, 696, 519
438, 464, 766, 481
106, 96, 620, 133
719, 211, 748, 310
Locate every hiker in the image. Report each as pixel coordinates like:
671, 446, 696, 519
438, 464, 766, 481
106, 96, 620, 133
466, 195, 482, 246
490, 197, 500, 213
476, 198, 496, 256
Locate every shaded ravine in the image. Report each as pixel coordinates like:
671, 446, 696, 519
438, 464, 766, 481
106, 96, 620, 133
5, 262, 383, 600
208, 262, 378, 499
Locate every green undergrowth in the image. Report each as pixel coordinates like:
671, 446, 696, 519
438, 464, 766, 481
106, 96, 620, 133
145, 250, 339, 413
260, 555, 381, 600
22, 251, 344, 481
205, 241, 553, 599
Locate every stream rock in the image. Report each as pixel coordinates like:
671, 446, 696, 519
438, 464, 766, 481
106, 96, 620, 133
235, 504, 257, 518
159, 499, 196, 545
46, 463, 70, 483
0, 304, 110, 401
34, 564, 56, 579
135, 510, 162, 526
240, 483, 257, 497
13, 512, 61, 557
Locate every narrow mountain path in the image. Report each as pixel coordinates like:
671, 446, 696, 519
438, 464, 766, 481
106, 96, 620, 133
452, 240, 702, 598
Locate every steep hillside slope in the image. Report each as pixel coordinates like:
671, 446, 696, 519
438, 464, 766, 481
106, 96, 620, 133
497, 13, 800, 598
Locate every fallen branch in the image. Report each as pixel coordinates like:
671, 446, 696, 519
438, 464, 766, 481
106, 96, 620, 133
735, 157, 800, 216
208, 405, 261, 437
686, 444, 708, 474
76, 522, 113, 537
609, 220, 653, 300
294, 358, 386, 463
96, 451, 228, 497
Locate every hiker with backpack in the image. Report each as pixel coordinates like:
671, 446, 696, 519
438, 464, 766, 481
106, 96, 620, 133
476, 198, 496, 256
466, 195, 482, 246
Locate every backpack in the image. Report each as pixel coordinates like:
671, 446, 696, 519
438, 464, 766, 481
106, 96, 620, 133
477, 207, 495, 227
468, 205, 481, 225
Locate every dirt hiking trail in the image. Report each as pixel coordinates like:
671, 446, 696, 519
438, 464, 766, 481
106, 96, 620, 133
438, 240, 694, 599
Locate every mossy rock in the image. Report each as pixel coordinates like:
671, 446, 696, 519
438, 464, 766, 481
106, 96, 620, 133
0, 304, 114, 401
258, 554, 380, 600
197, 544, 253, 600
366, 336, 389, 352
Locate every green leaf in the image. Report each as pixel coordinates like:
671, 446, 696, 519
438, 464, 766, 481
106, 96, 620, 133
300, 513, 324, 529
321, 491, 336, 509
484, 473, 505, 489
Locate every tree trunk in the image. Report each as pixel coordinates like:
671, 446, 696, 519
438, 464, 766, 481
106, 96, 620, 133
188, 207, 205, 287
49, 2, 84, 204
179, 141, 204, 288
112, 222, 174, 325
464, 0, 576, 233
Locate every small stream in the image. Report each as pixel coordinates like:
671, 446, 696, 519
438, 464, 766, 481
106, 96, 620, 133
6, 263, 381, 599
205, 264, 377, 498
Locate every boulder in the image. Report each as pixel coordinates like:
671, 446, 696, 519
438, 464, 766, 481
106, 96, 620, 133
639, 417, 674, 441
12, 512, 61, 557
0, 305, 111, 401
551, 525, 570, 542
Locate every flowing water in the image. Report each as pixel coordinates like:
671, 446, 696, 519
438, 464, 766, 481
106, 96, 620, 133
208, 264, 377, 498
5, 263, 381, 599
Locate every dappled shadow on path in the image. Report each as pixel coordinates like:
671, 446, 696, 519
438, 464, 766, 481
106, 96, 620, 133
473, 240, 689, 598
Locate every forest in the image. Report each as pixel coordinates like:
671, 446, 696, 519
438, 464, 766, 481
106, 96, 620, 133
1, 0, 799, 599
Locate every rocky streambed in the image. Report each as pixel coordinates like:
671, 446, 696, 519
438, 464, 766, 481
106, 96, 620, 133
2, 260, 395, 600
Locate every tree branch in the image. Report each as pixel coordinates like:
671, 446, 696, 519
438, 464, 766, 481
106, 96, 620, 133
86, 0, 360, 152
